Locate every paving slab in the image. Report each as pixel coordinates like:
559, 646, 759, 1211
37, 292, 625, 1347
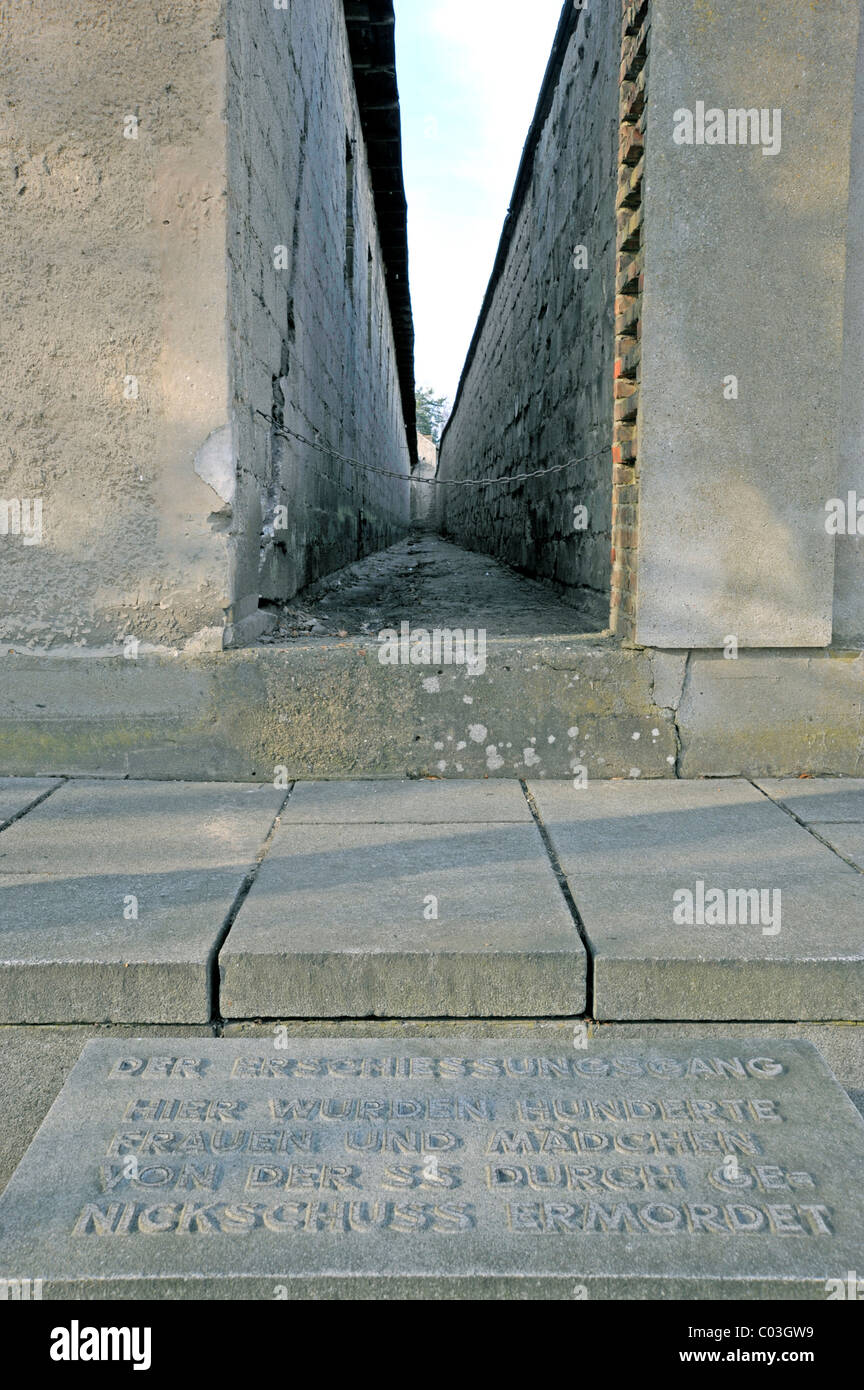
530, 780, 864, 1021
220, 822, 585, 1018
0, 871, 258, 1024
566, 873, 864, 1022
0, 1036, 861, 1299
0, 778, 60, 828
530, 778, 856, 877
0, 782, 285, 1023
280, 779, 533, 823
756, 779, 864, 823
0, 780, 285, 873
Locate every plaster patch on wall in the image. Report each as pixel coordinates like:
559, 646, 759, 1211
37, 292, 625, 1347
194, 425, 236, 509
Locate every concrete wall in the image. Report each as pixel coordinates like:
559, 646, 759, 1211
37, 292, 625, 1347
0, 0, 234, 652
436, 0, 619, 617
0, 0, 411, 654
636, 0, 860, 648
836, 3, 864, 647
229, 0, 411, 611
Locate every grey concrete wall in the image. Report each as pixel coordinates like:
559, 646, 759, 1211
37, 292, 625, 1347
636, 0, 860, 649
0, 0, 235, 652
835, 3, 864, 647
0, 0, 410, 655
229, 0, 411, 610
436, 2, 619, 616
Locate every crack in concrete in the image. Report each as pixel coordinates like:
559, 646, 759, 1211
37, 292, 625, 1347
647, 649, 691, 778
673, 651, 693, 778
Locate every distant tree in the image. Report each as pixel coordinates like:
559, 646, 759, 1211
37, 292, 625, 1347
415, 386, 450, 443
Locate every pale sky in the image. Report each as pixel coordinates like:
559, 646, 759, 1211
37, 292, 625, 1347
393, 0, 566, 408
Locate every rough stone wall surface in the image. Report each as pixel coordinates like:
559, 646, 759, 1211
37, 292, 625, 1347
411, 434, 439, 531
436, 1, 618, 619
0, 0, 235, 652
227, 0, 411, 610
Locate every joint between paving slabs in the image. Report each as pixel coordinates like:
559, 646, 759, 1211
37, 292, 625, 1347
3, 1016, 860, 1034
520, 779, 595, 1016
0, 776, 68, 834
747, 778, 864, 877
208, 781, 296, 1022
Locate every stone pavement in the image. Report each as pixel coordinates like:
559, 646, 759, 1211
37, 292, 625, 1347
0, 775, 862, 1029
261, 536, 609, 641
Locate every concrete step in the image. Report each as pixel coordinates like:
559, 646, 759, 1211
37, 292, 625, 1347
0, 780, 286, 1022
1, 542, 863, 784
0, 636, 679, 782
3, 642, 864, 783
218, 781, 586, 1018
0, 776, 861, 1025
533, 779, 864, 1021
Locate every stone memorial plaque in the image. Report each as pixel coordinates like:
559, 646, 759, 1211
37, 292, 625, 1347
0, 1038, 862, 1299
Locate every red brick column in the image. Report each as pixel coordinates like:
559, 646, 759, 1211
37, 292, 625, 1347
610, 0, 650, 640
